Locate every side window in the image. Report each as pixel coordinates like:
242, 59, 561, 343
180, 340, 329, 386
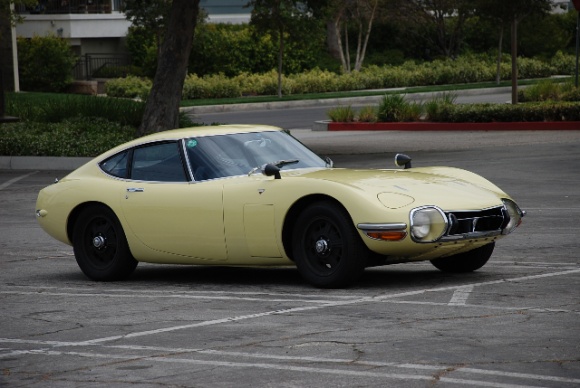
130, 142, 188, 182
100, 150, 129, 178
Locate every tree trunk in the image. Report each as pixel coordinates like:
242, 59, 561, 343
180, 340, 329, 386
496, 24, 503, 85
326, 20, 342, 60
277, 26, 284, 98
354, 0, 377, 72
138, 0, 200, 136
511, 18, 518, 105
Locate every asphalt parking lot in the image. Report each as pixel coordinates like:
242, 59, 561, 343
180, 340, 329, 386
1, 130, 579, 387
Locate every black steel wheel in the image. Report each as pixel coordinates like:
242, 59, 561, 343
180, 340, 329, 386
430, 242, 495, 273
292, 201, 367, 288
73, 205, 137, 281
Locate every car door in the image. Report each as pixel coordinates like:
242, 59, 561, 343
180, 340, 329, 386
119, 141, 227, 261
222, 175, 284, 261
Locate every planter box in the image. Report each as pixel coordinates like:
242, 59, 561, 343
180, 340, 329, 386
318, 121, 580, 131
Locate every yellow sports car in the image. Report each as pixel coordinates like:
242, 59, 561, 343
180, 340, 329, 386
36, 125, 524, 288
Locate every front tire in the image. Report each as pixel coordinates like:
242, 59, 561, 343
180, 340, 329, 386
430, 242, 495, 273
292, 202, 367, 288
73, 205, 137, 281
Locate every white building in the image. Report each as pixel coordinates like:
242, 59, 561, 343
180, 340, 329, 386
15, 0, 251, 79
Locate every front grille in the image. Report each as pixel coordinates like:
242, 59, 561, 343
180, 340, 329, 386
444, 206, 506, 239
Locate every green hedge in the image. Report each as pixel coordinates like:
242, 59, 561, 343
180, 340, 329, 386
329, 92, 580, 123
105, 53, 573, 100
0, 117, 136, 157
436, 102, 580, 123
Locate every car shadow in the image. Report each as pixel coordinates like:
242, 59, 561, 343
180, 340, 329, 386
50, 263, 494, 291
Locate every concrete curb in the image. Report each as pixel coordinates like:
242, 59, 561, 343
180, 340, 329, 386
0, 156, 92, 171
181, 87, 514, 115
315, 121, 580, 131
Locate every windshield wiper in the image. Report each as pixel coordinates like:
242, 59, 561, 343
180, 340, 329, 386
273, 159, 299, 168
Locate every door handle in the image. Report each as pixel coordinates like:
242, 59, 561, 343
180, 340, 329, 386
126, 188, 145, 193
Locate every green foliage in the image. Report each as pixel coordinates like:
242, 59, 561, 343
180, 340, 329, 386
550, 51, 576, 75
435, 102, 580, 122
190, 24, 262, 76
6, 93, 145, 127
424, 92, 458, 121
189, 23, 324, 77
1, 92, 206, 157
519, 80, 561, 102
17, 35, 78, 92
182, 74, 242, 99
356, 106, 378, 123
104, 53, 572, 101
326, 106, 355, 122
518, 79, 580, 102
377, 94, 423, 122
0, 117, 136, 157
105, 76, 152, 100
327, 89, 579, 123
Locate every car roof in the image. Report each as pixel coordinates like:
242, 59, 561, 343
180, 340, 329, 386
91, 125, 284, 164
138, 124, 283, 142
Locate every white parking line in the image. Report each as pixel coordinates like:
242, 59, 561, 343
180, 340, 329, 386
2, 340, 579, 386
0, 171, 38, 191
449, 285, 474, 305
0, 347, 561, 388
42, 268, 573, 345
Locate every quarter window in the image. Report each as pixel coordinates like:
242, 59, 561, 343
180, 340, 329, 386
100, 150, 129, 178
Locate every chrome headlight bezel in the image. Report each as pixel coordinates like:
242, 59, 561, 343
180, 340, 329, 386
501, 198, 524, 235
409, 206, 448, 243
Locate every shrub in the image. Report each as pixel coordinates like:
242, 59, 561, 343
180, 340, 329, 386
434, 102, 580, 123
561, 87, 580, 102
17, 35, 77, 92
424, 92, 458, 121
519, 80, 561, 102
182, 74, 242, 99
357, 105, 378, 122
0, 117, 136, 157
105, 76, 152, 100
235, 71, 281, 96
6, 93, 145, 126
377, 94, 423, 122
550, 51, 576, 75
327, 105, 355, 122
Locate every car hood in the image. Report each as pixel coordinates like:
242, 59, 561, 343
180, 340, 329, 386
290, 167, 507, 210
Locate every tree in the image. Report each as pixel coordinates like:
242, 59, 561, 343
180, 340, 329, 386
393, 0, 473, 58
248, 0, 313, 98
475, 0, 552, 103
328, 0, 379, 72
138, 0, 200, 135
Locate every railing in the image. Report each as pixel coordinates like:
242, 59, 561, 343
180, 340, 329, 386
73, 53, 131, 80
17, 0, 124, 14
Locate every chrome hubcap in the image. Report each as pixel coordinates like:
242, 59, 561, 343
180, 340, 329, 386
315, 239, 329, 255
92, 235, 106, 249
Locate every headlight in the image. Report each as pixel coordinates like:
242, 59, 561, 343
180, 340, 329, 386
502, 199, 524, 235
410, 206, 448, 242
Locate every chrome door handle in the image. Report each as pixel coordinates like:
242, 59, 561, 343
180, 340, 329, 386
126, 188, 145, 193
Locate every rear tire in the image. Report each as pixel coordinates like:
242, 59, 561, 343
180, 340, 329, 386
292, 201, 367, 288
73, 205, 137, 281
430, 242, 495, 273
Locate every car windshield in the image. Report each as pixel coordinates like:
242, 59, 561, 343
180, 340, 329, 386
185, 130, 326, 181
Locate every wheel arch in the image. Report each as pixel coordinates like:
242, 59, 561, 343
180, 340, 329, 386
281, 194, 352, 261
66, 201, 116, 243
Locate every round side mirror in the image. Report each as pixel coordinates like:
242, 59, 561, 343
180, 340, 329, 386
395, 153, 412, 169
262, 163, 281, 179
